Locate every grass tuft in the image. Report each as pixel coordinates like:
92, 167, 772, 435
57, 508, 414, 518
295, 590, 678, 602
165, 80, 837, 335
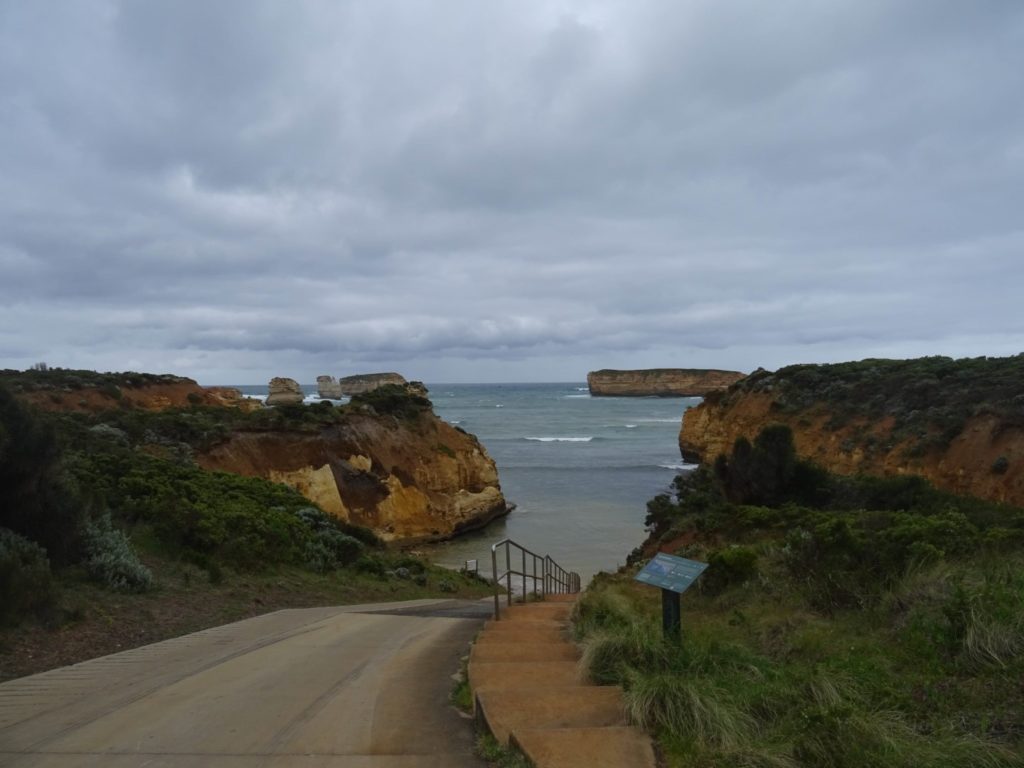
625, 672, 757, 750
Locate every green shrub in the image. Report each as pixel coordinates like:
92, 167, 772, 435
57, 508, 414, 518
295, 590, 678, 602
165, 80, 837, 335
714, 425, 797, 505
704, 546, 759, 594
393, 554, 427, 574
349, 384, 432, 420
354, 553, 389, 578
0, 385, 84, 565
303, 529, 364, 572
0, 527, 55, 625
83, 515, 153, 592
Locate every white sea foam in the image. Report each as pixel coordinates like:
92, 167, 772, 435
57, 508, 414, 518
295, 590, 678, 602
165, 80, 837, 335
449, 420, 461, 425
576, 387, 590, 391
658, 462, 699, 471
525, 436, 594, 443
625, 424, 638, 428
563, 394, 591, 399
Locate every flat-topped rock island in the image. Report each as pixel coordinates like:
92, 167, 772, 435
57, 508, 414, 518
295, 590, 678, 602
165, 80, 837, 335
586, 368, 745, 397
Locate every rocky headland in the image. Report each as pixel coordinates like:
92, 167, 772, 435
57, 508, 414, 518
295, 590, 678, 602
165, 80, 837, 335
2, 369, 508, 545
587, 368, 745, 397
679, 355, 1024, 506
198, 386, 508, 544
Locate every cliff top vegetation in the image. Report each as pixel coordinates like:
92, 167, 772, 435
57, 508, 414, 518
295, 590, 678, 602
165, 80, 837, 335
589, 367, 740, 376
713, 353, 1024, 446
0, 367, 190, 393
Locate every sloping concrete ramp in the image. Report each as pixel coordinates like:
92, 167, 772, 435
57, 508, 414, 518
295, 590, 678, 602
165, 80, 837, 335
470, 595, 656, 768
0, 599, 491, 767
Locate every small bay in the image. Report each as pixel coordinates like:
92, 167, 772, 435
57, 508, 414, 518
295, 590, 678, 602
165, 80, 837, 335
232, 382, 698, 585
423, 383, 698, 584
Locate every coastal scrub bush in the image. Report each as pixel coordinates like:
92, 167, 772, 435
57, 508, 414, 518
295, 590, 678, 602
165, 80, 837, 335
349, 384, 432, 420
0, 527, 55, 625
0, 384, 84, 565
354, 553, 389, 578
704, 545, 759, 594
713, 425, 798, 505
83, 515, 153, 592
303, 529, 364, 572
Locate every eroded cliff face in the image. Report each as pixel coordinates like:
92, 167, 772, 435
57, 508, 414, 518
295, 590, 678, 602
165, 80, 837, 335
680, 362, 1024, 506
587, 368, 745, 397
197, 410, 508, 544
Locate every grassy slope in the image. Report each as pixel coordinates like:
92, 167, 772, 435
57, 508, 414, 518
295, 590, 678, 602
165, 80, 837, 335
573, 432, 1024, 767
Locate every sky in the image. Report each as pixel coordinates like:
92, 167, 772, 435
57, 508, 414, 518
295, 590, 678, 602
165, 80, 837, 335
1, 1, 1022, 384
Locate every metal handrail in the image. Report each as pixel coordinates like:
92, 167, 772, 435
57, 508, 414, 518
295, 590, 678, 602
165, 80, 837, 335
490, 538, 581, 619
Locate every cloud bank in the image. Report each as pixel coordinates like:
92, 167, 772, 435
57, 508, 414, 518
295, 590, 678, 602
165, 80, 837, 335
2, 1, 1022, 382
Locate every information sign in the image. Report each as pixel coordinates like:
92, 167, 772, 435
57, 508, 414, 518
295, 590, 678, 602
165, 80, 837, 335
634, 553, 707, 594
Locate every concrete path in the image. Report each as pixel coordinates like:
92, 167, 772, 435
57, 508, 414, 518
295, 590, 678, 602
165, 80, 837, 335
0, 599, 492, 767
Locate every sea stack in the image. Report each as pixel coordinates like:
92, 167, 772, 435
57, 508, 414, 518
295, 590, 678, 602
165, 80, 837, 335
587, 368, 745, 397
338, 372, 407, 395
266, 377, 304, 406
316, 375, 343, 399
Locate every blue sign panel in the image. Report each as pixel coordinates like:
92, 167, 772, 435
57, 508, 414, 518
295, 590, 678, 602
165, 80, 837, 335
634, 553, 708, 594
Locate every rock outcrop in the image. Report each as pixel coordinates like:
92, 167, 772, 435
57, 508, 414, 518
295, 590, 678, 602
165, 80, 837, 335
679, 356, 1024, 506
198, 399, 509, 544
587, 368, 745, 397
316, 375, 343, 399
338, 372, 407, 395
266, 377, 304, 406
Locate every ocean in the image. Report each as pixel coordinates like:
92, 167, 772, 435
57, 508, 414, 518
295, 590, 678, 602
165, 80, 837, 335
232, 383, 699, 585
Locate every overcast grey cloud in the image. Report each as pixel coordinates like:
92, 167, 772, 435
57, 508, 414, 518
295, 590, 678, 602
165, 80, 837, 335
1, 1, 1022, 383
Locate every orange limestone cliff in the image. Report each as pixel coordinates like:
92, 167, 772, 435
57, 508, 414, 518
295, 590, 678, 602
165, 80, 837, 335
587, 368, 745, 397
197, 393, 508, 544
679, 356, 1024, 506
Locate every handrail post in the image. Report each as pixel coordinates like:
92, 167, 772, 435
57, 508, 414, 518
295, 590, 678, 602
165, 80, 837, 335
521, 549, 526, 602
491, 544, 500, 620
505, 541, 512, 608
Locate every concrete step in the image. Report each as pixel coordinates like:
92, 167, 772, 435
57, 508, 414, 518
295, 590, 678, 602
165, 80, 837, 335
511, 726, 657, 768
476, 687, 626, 745
483, 618, 566, 633
500, 603, 572, 622
468, 661, 582, 696
470, 642, 579, 664
544, 593, 580, 603
478, 625, 569, 644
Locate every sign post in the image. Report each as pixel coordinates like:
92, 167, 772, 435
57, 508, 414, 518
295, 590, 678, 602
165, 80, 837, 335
634, 553, 708, 642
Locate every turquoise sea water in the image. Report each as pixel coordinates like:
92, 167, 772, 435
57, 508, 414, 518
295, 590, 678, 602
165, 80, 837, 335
233, 383, 698, 584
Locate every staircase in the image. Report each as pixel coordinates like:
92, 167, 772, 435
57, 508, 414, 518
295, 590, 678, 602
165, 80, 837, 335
469, 540, 656, 768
